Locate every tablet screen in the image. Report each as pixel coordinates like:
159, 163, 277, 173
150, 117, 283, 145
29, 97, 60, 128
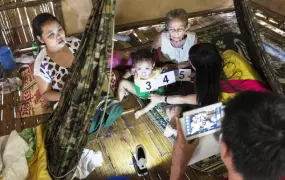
181, 103, 223, 140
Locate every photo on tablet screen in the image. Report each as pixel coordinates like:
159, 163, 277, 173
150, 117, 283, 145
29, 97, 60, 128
181, 103, 224, 140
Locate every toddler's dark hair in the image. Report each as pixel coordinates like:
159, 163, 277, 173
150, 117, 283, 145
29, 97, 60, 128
32, 13, 62, 37
165, 8, 188, 26
131, 48, 157, 65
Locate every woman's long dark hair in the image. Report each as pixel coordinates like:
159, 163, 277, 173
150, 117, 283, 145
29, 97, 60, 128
32, 13, 61, 37
189, 43, 223, 106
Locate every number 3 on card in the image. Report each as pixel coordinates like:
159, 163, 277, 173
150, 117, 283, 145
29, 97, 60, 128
140, 80, 158, 92
145, 81, 152, 90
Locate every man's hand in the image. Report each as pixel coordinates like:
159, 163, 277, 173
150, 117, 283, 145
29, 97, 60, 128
170, 118, 199, 180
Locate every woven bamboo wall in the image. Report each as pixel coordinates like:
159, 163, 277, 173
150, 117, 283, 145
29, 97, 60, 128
0, 0, 63, 49
0, 3, 55, 45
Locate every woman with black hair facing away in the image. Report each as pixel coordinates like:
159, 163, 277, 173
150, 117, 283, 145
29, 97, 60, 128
150, 43, 270, 129
33, 13, 81, 102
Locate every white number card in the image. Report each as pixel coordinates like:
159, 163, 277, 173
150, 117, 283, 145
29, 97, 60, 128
175, 69, 191, 81
158, 71, 176, 86
140, 80, 159, 92
140, 71, 176, 92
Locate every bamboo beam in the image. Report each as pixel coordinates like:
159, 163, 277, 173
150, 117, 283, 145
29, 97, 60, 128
0, 0, 61, 11
254, 16, 285, 32
251, 2, 285, 34
254, 23, 285, 41
250, 1, 285, 21
53, 0, 65, 32
115, 6, 235, 32
15, 6, 235, 51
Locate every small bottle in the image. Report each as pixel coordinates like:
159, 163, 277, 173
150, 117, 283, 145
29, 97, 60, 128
31, 41, 40, 59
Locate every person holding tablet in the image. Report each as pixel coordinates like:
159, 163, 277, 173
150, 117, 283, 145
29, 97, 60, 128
170, 91, 285, 180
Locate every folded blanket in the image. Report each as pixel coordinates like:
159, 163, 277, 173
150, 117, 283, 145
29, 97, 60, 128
0, 130, 29, 180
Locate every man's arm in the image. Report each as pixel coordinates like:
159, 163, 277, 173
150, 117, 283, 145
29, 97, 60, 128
170, 118, 199, 180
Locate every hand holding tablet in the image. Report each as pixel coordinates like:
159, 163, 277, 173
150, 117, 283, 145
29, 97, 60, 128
177, 103, 224, 165
180, 102, 224, 141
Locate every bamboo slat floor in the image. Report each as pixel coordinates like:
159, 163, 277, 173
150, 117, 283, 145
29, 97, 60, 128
86, 96, 225, 180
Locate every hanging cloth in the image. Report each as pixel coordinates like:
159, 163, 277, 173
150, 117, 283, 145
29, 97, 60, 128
45, 0, 116, 177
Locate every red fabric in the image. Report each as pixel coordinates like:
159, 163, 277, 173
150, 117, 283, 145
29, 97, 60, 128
107, 49, 161, 69
221, 79, 270, 93
105, 70, 122, 94
107, 50, 133, 69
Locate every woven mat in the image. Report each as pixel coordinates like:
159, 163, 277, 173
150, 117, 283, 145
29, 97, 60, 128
17, 65, 52, 118
196, 14, 250, 62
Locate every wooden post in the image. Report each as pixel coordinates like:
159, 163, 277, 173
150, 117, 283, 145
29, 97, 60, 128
54, 0, 66, 32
